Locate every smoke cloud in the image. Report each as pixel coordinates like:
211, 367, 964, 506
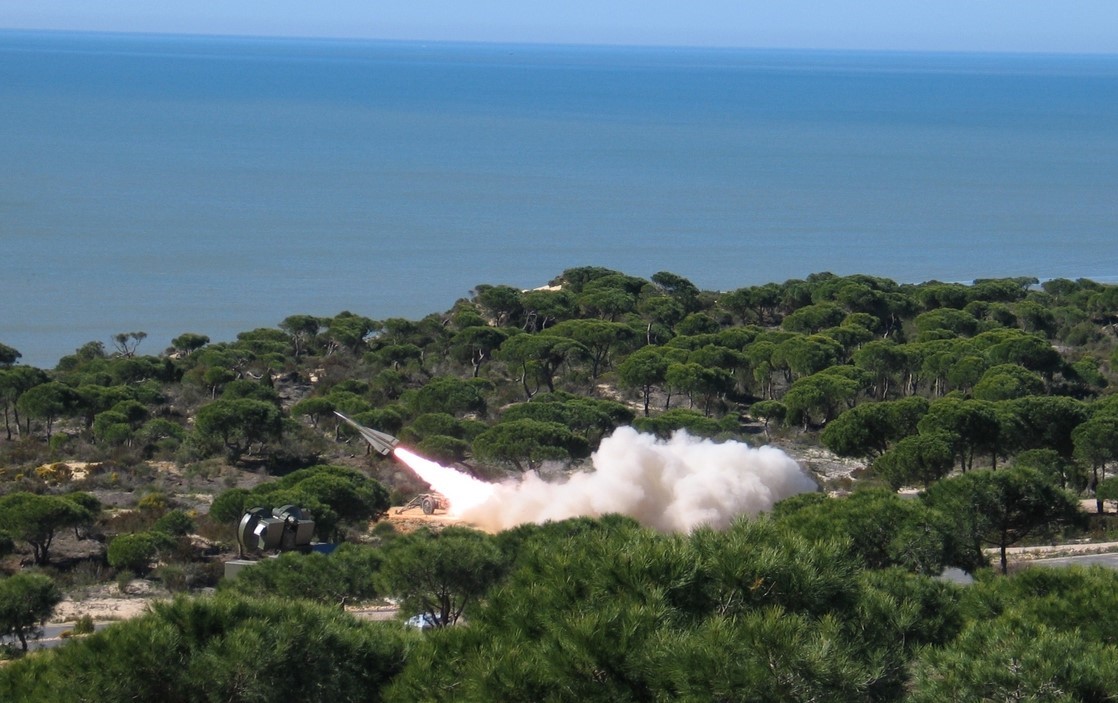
453, 427, 816, 533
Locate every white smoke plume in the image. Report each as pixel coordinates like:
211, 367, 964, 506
399, 426, 817, 534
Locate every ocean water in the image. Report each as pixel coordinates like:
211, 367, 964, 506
1, 31, 1117, 368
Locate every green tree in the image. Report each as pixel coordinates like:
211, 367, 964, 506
780, 302, 846, 334
416, 435, 471, 463
674, 311, 721, 335
208, 488, 251, 524
215, 466, 390, 542
772, 334, 844, 381
664, 361, 734, 416
55, 340, 108, 374
472, 419, 586, 471
985, 331, 1063, 376
0, 366, 48, 440
616, 346, 670, 416
110, 330, 147, 357
923, 467, 1084, 574
92, 410, 134, 446
775, 489, 957, 575
500, 394, 630, 445
498, 334, 587, 398
451, 326, 510, 377
322, 311, 380, 354
152, 509, 194, 537
0, 342, 20, 367
169, 332, 210, 354
73, 384, 133, 429
138, 418, 186, 451
380, 527, 505, 627
719, 283, 782, 324
821, 323, 874, 361
403, 412, 466, 441
782, 369, 862, 428
290, 396, 336, 428
821, 397, 928, 460
874, 432, 956, 489
917, 397, 1001, 472
107, 531, 172, 575
520, 288, 576, 331
221, 378, 280, 404
0, 493, 93, 566
650, 270, 701, 310
637, 295, 686, 343
1012, 448, 1088, 491
914, 338, 970, 396
219, 543, 383, 606
372, 343, 423, 372
472, 284, 524, 326
972, 363, 1045, 401
200, 365, 237, 399
278, 314, 321, 357
665, 361, 706, 411
1096, 475, 1118, 513
1002, 394, 1088, 458
407, 377, 490, 417
0, 595, 414, 701
749, 399, 787, 439
545, 319, 636, 379
913, 307, 981, 337
632, 408, 731, 439
945, 354, 988, 394
193, 397, 283, 462
0, 573, 61, 651
975, 565, 1118, 646
743, 340, 779, 398
1073, 414, 1118, 513
390, 517, 939, 703
577, 284, 638, 321
16, 380, 79, 439
909, 619, 1118, 703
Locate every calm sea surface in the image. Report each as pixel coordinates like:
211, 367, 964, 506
2, 31, 1117, 367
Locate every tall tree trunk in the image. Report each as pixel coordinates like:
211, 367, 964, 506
1093, 464, 1103, 513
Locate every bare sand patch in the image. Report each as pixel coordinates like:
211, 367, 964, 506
50, 581, 169, 625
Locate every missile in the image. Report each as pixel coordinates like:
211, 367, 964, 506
333, 411, 400, 456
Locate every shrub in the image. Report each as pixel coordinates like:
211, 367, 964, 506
152, 509, 194, 537
72, 614, 95, 635
156, 564, 188, 593
107, 532, 171, 575
115, 569, 135, 593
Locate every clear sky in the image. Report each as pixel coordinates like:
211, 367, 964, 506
2, 0, 1117, 53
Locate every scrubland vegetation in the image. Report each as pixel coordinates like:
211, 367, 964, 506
4, 267, 1118, 699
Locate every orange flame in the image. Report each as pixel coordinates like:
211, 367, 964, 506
392, 446, 495, 516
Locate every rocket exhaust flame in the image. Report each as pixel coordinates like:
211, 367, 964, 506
392, 446, 495, 516
335, 412, 494, 517
393, 427, 816, 534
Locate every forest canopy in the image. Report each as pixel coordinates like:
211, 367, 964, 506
4, 269, 1118, 699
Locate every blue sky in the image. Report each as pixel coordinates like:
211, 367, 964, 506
2, 0, 1116, 53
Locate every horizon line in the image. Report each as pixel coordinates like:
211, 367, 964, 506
3, 26, 1117, 60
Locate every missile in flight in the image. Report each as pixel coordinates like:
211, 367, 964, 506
333, 411, 399, 456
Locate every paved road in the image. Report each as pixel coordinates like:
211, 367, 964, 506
2, 622, 113, 652
1024, 552, 1118, 570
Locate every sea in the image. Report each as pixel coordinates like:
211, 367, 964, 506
2, 30, 1117, 368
